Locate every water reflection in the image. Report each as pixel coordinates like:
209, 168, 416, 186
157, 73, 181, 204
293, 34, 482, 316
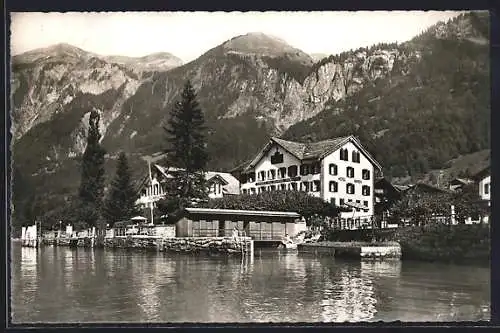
10, 245, 490, 323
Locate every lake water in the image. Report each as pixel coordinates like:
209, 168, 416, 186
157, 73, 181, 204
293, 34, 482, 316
10, 243, 490, 323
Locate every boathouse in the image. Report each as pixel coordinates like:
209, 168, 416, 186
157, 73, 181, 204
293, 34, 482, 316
175, 208, 306, 242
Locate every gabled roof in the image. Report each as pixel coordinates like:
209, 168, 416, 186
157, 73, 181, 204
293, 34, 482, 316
229, 159, 253, 173
244, 135, 382, 172
405, 182, 449, 194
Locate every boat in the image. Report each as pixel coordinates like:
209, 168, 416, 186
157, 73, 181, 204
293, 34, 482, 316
283, 242, 298, 249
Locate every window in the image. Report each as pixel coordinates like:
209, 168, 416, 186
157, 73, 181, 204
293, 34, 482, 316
340, 198, 345, 206
301, 182, 310, 192
329, 181, 338, 192
270, 185, 276, 191
329, 163, 338, 175
346, 167, 355, 178
279, 167, 287, 178
363, 200, 369, 208
330, 198, 336, 206
271, 151, 284, 164
268, 169, 276, 180
355, 200, 361, 212
300, 164, 310, 176
485, 183, 490, 195
346, 183, 355, 194
280, 184, 286, 190
242, 189, 248, 194
362, 169, 370, 180
259, 171, 266, 181
312, 162, 321, 174
362, 185, 370, 196
288, 165, 298, 177
340, 148, 349, 161
250, 188, 256, 194
312, 180, 320, 192
247, 172, 255, 183
352, 151, 360, 163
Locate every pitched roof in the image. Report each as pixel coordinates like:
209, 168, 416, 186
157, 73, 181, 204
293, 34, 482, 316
472, 166, 490, 181
244, 135, 382, 171
405, 182, 449, 194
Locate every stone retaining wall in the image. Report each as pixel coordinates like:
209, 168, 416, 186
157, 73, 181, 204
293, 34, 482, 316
59, 236, 256, 256
161, 237, 253, 255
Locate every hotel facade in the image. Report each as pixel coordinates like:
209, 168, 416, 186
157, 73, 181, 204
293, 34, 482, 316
237, 136, 382, 221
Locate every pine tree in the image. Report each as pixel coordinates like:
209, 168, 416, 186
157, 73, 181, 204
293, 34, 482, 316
163, 80, 208, 202
78, 109, 106, 228
103, 152, 140, 227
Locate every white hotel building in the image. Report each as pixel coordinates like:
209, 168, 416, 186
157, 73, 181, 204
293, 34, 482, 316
237, 135, 382, 221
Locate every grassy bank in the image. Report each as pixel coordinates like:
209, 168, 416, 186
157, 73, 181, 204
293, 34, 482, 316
323, 223, 490, 264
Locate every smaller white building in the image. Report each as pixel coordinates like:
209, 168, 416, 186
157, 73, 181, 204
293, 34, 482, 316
136, 164, 240, 211
473, 166, 491, 205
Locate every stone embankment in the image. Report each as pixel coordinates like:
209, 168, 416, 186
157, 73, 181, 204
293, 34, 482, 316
42, 235, 254, 256
298, 241, 401, 259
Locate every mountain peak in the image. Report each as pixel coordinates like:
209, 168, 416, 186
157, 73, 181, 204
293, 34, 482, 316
220, 32, 310, 60
13, 43, 92, 64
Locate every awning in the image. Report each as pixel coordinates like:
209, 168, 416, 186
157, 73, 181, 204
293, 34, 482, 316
131, 216, 148, 221
344, 201, 369, 210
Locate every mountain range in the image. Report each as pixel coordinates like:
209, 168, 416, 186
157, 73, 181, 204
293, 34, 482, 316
10, 11, 490, 226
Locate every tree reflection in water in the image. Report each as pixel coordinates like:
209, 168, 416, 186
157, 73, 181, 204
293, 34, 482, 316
10, 245, 490, 323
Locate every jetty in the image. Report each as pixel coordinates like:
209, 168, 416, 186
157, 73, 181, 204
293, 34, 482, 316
297, 241, 402, 259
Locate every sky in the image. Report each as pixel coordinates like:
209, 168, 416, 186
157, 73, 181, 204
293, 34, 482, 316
10, 11, 464, 63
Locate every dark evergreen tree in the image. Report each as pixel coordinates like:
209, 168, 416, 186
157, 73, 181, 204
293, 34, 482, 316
163, 80, 209, 203
103, 152, 140, 227
78, 109, 106, 228
157, 81, 209, 221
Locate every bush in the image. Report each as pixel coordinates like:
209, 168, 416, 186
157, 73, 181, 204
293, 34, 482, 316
200, 190, 345, 224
